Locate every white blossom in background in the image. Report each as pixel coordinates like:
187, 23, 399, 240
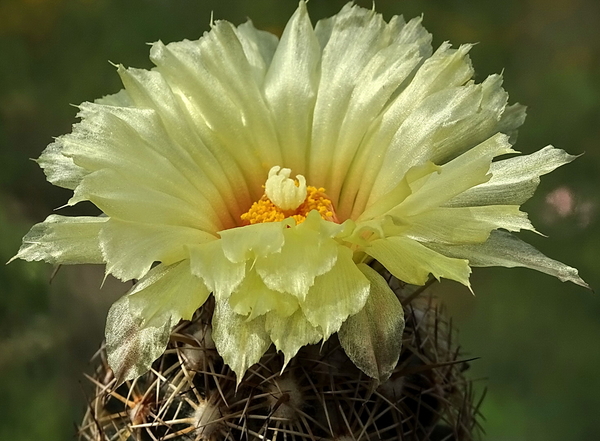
13, 1, 587, 383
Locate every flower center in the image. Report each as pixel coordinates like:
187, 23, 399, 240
241, 166, 338, 225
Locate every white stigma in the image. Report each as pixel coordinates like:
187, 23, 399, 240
265, 166, 307, 210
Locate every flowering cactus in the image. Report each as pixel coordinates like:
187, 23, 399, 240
13, 2, 587, 384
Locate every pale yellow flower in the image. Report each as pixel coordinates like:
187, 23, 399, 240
13, 2, 587, 382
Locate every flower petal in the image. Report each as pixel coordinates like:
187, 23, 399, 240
427, 230, 588, 288
218, 221, 289, 263
301, 246, 370, 339
70, 168, 218, 232
312, 8, 435, 199
375, 75, 512, 191
263, 0, 320, 173
229, 269, 298, 320
349, 42, 475, 217
11, 215, 107, 265
100, 218, 216, 281
338, 264, 405, 382
212, 299, 271, 382
127, 261, 210, 324
106, 261, 210, 382
37, 141, 87, 191
309, 5, 389, 186
150, 20, 280, 198
403, 205, 536, 245
117, 66, 244, 227
255, 213, 339, 299
233, 21, 279, 85
105, 295, 172, 384
446, 146, 578, 207
366, 236, 471, 286
188, 240, 245, 301
265, 309, 322, 367
393, 133, 515, 216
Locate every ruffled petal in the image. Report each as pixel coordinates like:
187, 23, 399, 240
233, 21, 279, 85
403, 205, 536, 245
70, 168, 218, 232
11, 215, 107, 265
106, 261, 210, 382
366, 236, 471, 286
105, 295, 172, 384
212, 299, 271, 382
311, 8, 434, 202
127, 261, 210, 324
426, 230, 588, 288
100, 218, 216, 281
37, 141, 87, 191
446, 146, 578, 207
338, 264, 404, 382
265, 309, 322, 367
392, 133, 515, 216
309, 5, 389, 186
264, 1, 320, 173
218, 221, 289, 263
188, 240, 245, 301
349, 42, 475, 217
301, 246, 370, 339
117, 66, 244, 227
255, 213, 339, 299
229, 269, 298, 320
149, 20, 280, 199
374, 75, 513, 194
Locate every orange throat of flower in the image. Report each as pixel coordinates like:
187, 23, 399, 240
241, 166, 338, 225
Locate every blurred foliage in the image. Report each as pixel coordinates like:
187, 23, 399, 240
0, 0, 598, 440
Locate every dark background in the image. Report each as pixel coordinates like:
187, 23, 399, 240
1, 0, 599, 439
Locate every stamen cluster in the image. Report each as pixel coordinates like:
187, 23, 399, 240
241, 185, 337, 225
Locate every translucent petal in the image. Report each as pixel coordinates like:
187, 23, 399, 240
70, 168, 218, 233
403, 205, 536, 245
188, 240, 245, 301
11, 215, 107, 265
309, 5, 389, 186
311, 7, 433, 188
338, 264, 404, 382
95, 89, 133, 107
375, 75, 512, 190
62, 103, 225, 230
350, 43, 475, 217
127, 261, 210, 324
105, 295, 171, 384
263, 1, 320, 173
149, 20, 280, 199
301, 246, 370, 339
37, 141, 87, 191
265, 309, 322, 367
426, 230, 588, 288
367, 236, 471, 286
229, 269, 298, 320
233, 21, 279, 85
392, 133, 515, 217
446, 146, 578, 207
106, 261, 210, 382
255, 213, 339, 299
212, 299, 271, 382
100, 218, 216, 281
117, 66, 243, 227
357, 161, 440, 222
218, 221, 289, 263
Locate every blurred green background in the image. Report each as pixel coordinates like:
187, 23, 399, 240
1, 0, 598, 439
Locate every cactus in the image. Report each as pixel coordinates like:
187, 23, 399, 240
79, 275, 482, 441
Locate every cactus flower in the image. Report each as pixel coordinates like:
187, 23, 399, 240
13, 2, 587, 383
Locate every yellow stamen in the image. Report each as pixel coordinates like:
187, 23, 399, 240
241, 185, 338, 225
